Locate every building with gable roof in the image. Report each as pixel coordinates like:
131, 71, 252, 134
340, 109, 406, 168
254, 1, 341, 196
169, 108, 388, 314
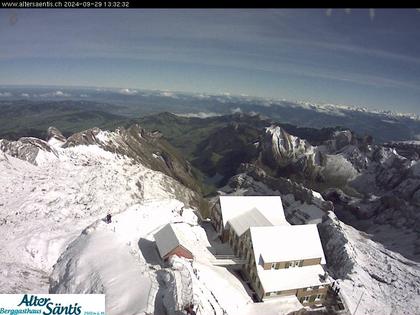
154, 223, 194, 260
211, 195, 288, 241
210, 195, 331, 306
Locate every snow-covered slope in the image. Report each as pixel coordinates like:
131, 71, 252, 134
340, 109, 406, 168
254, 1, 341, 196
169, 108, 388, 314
0, 131, 261, 315
49, 198, 259, 315
0, 136, 195, 289
62, 124, 202, 202
319, 212, 420, 315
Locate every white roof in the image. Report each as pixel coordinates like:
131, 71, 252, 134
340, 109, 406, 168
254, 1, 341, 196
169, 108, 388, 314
154, 223, 191, 258
258, 264, 330, 292
219, 196, 288, 229
227, 208, 273, 236
250, 224, 326, 264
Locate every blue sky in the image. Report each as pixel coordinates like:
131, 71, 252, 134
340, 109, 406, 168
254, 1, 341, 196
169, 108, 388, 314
1, 9, 420, 113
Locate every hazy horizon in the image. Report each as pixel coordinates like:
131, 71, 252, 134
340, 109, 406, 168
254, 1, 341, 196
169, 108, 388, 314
1, 9, 420, 113
1, 83, 419, 116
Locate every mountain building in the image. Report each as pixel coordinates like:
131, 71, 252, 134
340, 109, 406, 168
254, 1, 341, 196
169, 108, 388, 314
154, 223, 194, 260
210, 195, 331, 306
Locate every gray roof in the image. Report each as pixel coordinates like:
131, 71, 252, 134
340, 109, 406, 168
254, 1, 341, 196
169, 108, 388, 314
227, 208, 273, 236
154, 223, 190, 258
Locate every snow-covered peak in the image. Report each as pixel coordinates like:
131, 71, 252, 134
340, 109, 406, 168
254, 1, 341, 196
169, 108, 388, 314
265, 125, 314, 163
46, 126, 66, 148
0, 137, 58, 166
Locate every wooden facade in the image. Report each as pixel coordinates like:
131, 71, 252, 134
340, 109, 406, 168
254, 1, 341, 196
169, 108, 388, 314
163, 245, 194, 261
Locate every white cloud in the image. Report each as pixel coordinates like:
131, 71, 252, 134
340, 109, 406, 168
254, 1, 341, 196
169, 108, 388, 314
118, 88, 138, 95
0, 92, 12, 97
21, 93, 30, 97
231, 107, 242, 114
40, 90, 70, 97
195, 93, 210, 99
53, 90, 69, 97
159, 91, 178, 98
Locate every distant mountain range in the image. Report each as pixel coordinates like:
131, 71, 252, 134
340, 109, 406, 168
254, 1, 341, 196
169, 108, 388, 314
1, 85, 420, 143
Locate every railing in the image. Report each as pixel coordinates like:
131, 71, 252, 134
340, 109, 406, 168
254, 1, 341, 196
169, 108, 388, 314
214, 254, 237, 259
211, 254, 247, 266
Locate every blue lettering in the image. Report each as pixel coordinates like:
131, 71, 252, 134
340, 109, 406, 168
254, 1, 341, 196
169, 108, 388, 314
43, 301, 53, 315
17, 294, 31, 306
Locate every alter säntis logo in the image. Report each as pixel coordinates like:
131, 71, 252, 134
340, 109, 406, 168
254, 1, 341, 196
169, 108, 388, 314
0, 294, 105, 315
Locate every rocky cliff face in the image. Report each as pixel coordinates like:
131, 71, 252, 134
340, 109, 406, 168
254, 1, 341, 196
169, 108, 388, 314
262, 125, 316, 166
46, 126, 66, 145
236, 163, 333, 213
60, 124, 201, 197
0, 137, 58, 165
259, 125, 359, 186
237, 123, 420, 259
0, 125, 204, 210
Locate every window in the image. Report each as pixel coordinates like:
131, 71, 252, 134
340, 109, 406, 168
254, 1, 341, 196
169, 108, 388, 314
301, 296, 310, 303
315, 294, 323, 300
287, 260, 304, 268
276, 291, 282, 295
271, 263, 276, 269
288, 260, 299, 268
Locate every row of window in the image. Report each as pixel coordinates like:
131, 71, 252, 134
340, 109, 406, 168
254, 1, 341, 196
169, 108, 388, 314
304, 285, 325, 291
299, 294, 324, 303
229, 229, 253, 260
263, 287, 326, 300
266, 259, 304, 270
265, 291, 283, 297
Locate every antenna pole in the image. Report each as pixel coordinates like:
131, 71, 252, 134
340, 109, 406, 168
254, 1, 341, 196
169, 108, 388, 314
353, 291, 364, 315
